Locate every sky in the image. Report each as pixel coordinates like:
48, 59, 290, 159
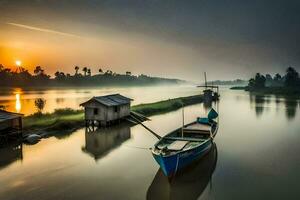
0, 0, 299, 81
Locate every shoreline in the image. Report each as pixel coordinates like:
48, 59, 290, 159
0, 83, 189, 90
230, 86, 300, 98
23, 94, 204, 138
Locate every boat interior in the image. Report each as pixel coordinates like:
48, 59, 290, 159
154, 138, 207, 155
153, 121, 217, 155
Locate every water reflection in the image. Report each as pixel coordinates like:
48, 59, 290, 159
0, 89, 300, 199
0, 142, 23, 170
203, 100, 219, 113
249, 93, 299, 120
82, 123, 131, 161
250, 94, 266, 117
203, 100, 212, 111
56, 98, 65, 104
147, 143, 218, 200
15, 93, 21, 113
0, 86, 200, 115
284, 99, 298, 120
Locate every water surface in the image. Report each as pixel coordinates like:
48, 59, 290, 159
0, 85, 199, 115
0, 88, 299, 199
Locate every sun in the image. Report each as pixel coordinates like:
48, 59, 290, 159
16, 60, 22, 67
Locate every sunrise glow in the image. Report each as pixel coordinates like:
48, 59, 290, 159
16, 60, 22, 67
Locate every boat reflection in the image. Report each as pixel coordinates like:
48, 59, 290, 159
82, 123, 131, 161
147, 143, 218, 200
203, 99, 212, 111
0, 142, 23, 170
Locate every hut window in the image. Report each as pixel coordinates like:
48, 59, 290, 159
94, 108, 98, 115
114, 106, 119, 113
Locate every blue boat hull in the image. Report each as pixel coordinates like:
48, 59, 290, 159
152, 139, 213, 177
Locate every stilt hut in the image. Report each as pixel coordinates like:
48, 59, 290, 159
80, 94, 133, 127
0, 110, 23, 141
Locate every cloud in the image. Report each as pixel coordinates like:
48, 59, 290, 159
6, 22, 81, 38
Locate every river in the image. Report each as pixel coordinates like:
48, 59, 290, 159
0, 85, 200, 116
0, 86, 299, 199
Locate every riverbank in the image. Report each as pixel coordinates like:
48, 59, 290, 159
23, 94, 204, 137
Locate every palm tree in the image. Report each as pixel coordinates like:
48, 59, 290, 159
82, 67, 88, 76
34, 66, 43, 76
75, 66, 79, 75
126, 71, 131, 76
99, 68, 103, 74
87, 69, 91, 76
54, 71, 60, 79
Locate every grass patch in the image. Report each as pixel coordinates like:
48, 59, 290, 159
23, 95, 204, 136
132, 95, 203, 116
230, 86, 248, 90
24, 109, 84, 130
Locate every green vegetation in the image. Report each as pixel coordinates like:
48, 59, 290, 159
230, 66, 300, 96
23, 95, 204, 136
131, 95, 203, 116
24, 109, 84, 133
230, 86, 248, 90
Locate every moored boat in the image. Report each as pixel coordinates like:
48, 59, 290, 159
147, 143, 218, 200
151, 109, 218, 177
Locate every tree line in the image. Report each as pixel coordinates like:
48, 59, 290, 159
0, 64, 183, 87
248, 67, 300, 90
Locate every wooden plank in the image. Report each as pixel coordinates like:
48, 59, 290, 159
164, 137, 206, 142
167, 140, 189, 150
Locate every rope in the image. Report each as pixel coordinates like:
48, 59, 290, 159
123, 145, 151, 150
130, 114, 161, 139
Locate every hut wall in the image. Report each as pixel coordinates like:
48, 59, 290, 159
12, 118, 21, 128
0, 118, 21, 132
120, 104, 130, 117
83, 100, 130, 123
0, 121, 11, 131
84, 102, 108, 121
106, 104, 130, 121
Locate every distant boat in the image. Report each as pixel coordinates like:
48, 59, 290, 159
151, 109, 218, 177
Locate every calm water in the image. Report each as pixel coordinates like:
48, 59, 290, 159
0, 85, 200, 115
0, 87, 300, 200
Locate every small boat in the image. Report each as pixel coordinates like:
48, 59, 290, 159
23, 134, 41, 144
147, 143, 218, 200
151, 109, 218, 177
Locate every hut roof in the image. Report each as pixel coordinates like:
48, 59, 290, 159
0, 110, 23, 123
80, 94, 133, 107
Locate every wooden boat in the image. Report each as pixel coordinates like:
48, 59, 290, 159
151, 109, 218, 177
147, 143, 218, 200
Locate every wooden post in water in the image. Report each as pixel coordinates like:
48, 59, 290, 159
181, 102, 184, 138
204, 72, 207, 89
